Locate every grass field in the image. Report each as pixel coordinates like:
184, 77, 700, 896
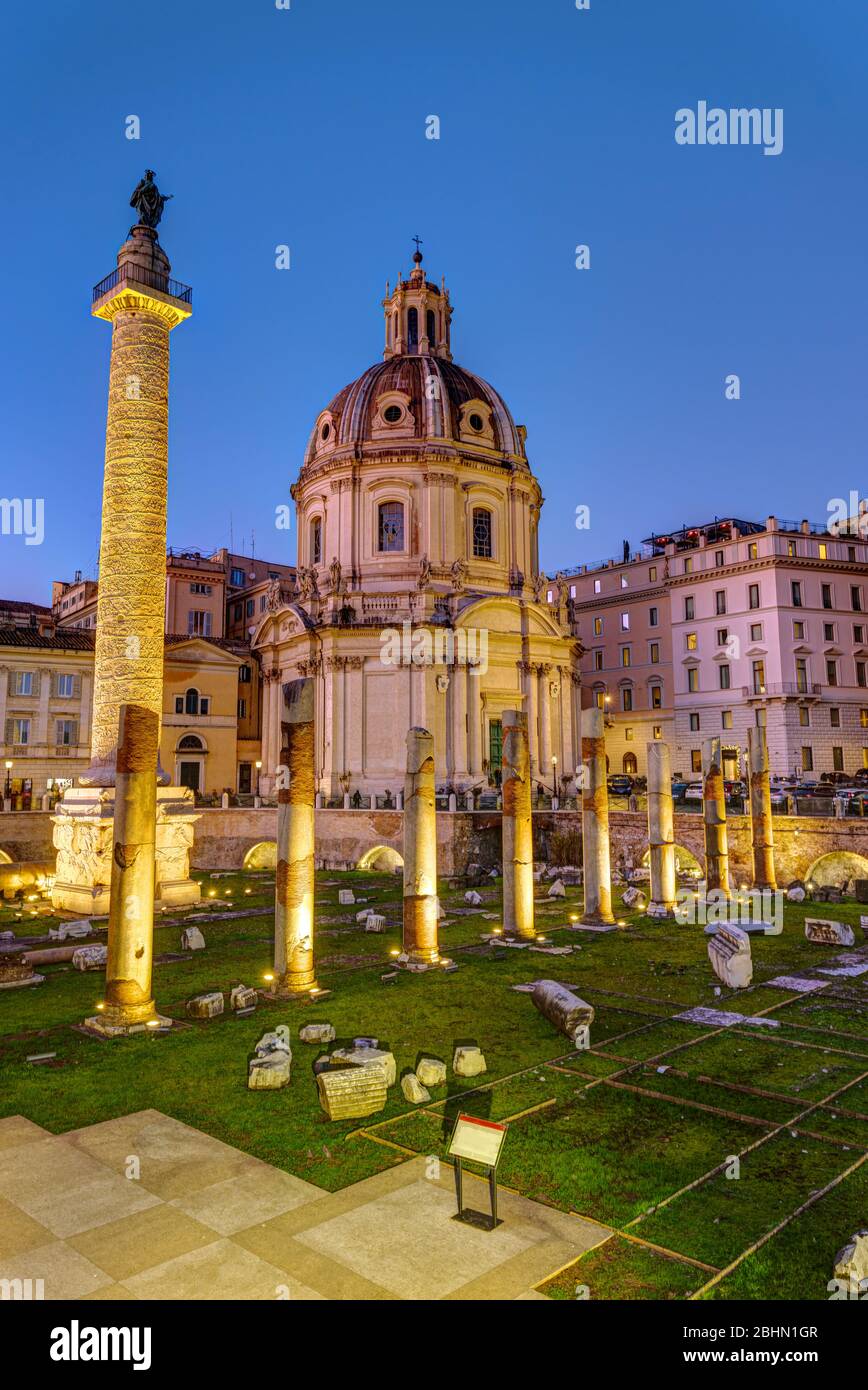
1, 868, 867, 1301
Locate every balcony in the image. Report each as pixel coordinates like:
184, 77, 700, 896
92, 265, 192, 306
742, 682, 822, 700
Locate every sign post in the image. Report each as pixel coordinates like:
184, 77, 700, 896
447, 1113, 508, 1231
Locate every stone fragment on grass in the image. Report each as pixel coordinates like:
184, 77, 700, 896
230, 984, 257, 1012
401, 1072, 431, 1104
833, 1230, 868, 1291
317, 1065, 387, 1119
186, 991, 224, 1019
453, 1045, 487, 1077
805, 918, 855, 947
181, 926, 206, 951
72, 944, 107, 971
330, 1045, 396, 1086
547, 879, 566, 899
364, 914, 386, 933
338, 889, 355, 906
464, 891, 482, 906
707, 924, 753, 990
786, 882, 806, 903
248, 1030, 291, 1089
416, 1057, 447, 1087
299, 1022, 336, 1044
531, 979, 595, 1041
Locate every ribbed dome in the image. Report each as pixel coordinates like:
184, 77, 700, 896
304, 354, 524, 465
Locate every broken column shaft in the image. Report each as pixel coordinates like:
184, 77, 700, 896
581, 706, 614, 925
502, 709, 535, 939
702, 736, 731, 897
647, 740, 677, 916
273, 678, 318, 996
402, 727, 440, 964
87, 704, 165, 1033
747, 725, 777, 890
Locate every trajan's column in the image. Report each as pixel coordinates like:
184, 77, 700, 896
52, 172, 200, 913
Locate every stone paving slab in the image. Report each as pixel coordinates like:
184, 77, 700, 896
0, 1111, 608, 1300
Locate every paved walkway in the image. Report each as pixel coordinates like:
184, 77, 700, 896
0, 1111, 607, 1300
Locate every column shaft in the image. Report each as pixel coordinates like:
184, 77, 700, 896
647, 740, 676, 914
747, 726, 777, 890
502, 710, 535, 939
581, 705, 614, 923
273, 678, 318, 995
402, 726, 440, 963
702, 736, 731, 897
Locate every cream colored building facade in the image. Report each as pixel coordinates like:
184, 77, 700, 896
254, 252, 581, 798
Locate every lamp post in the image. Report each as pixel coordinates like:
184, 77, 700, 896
551, 754, 559, 810
3, 760, 12, 811
254, 759, 262, 808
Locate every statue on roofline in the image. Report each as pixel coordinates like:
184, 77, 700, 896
130, 170, 173, 229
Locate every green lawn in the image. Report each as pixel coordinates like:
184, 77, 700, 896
1, 868, 867, 1299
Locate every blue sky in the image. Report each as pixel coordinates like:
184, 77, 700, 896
2, 0, 866, 601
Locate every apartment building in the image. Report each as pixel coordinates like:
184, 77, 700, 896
559, 515, 868, 780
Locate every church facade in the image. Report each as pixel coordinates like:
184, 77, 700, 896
253, 251, 581, 799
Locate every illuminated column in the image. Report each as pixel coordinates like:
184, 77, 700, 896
468, 672, 482, 775
85, 705, 166, 1034
539, 665, 552, 771
86, 223, 191, 781
402, 726, 440, 964
450, 663, 467, 779
502, 710, 535, 939
747, 726, 777, 890
647, 740, 676, 916
581, 706, 614, 924
272, 678, 318, 996
702, 736, 731, 897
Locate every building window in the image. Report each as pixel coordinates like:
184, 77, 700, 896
824, 622, 835, 642
689, 713, 700, 732
854, 624, 864, 644
830, 707, 841, 729
56, 674, 74, 697
795, 658, 808, 693
861, 708, 868, 729
852, 585, 863, 612
594, 579, 601, 594
310, 518, 322, 566
593, 617, 603, 636
238, 763, 252, 794
407, 307, 419, 349
750, 584, 761, 609
686, 632, 697, 651
378, 501, 404, 552
753, 660, 766, 694
786, 539, 797, 557
184, 689, 200, 716
750, 624, 762, 642
10, 718, 30, 744
620, 612, 630, 631
472, 508, 493, 559
426, 308, 436, 344
55, 719, 76, 746
793, 620, 805, 640
687, 667, 699, 692
621, 574, 628, 588
651, 685, 662, 708
12, 671, 33, 696
622, 687, 633, 711
826, 659, 838, 687
230, 567, 246, 586
625, 727, 634, 742
650, 642, 659, 663
621, 647, 631, 667
653, 725, 662, 740
833, 746, 844, 772
649, 606, 658, 627
715, 590, 726, 615
237, 698, 247, 719
684, 597, 694, 620
715, 550, 724, 567
691, 749, 702, 772
822, 584, 833, 609
189, 583, 212, 595
593, 650, 603, 671
719, 665, 731, 690
717, 628, 728, 646
239, 665, 251, 683
756, 707, 767, 727
801, 746, 813, 772
188, 610, 212, 637
799, 706, 810, 727
748, 542, 758, 560
684, 556, 693, 574
245, 599, 254, 618
721, 710, 733, 730
858, 661, 867, 688
649, 566, 657, 582
818, 542, 828, 560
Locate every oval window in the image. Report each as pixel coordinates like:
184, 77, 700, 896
383, 405, 402, 424
469, 412, 484, 432
321, 422, 330, 440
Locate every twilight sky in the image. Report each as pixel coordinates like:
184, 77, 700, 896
2, 0, 866, 602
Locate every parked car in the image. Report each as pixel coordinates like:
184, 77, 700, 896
671, 778, 690, 802
820, 771, 855, 787
853, 769, 868, 787
684, 781, 704, 802
607, 775, 633, 796
724, 780, 746, 803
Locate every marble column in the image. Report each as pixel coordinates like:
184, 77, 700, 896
85, 704, 166, 1035
450, 663, 467, 780
581, 705, 614, 924
402, 726, 440, 964
702, 736, 730, 898
524, 662, 538, 775
502, 710, 535, 939
647, 740, 676, 916
539, 665, 552, 775
468, 670, 482, 776
272, 678, 318, 996
747, 726, 777, 890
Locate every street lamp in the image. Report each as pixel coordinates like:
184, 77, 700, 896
254, 759, 262, 798
3, 760, 12, 805
551, 754, 559, 810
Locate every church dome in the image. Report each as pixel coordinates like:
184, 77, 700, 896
302, 248, 527, 470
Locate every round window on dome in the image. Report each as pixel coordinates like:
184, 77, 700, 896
469, 412, 485, 432
383, 405, 403, 424
320, 422, 331, 441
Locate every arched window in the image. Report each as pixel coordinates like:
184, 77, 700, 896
426, 309, 436, 345
407, 307, 419, 349
178, 734, 204, 752
472, 507, 493, 559
623, 753, 638, 775
310, 517, 322, 566
184, 688, 199, 716
378, 502, 404, 552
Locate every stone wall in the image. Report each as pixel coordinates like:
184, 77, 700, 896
3, 806, 868, 886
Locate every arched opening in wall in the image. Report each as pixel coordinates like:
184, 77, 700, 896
623, 753, 638, 775
357, 845, 404, 874
243, 841, 277, 872
640, 844, 703, 881
804, 851, 868, 891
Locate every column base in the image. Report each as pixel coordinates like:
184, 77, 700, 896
264, 981, 328, 1002
0, 972, 45, 991
646, 902, 677, 919
83, 1006, 172, 1037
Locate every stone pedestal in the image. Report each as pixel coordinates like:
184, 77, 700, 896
502, 710, 535, 940
51, 785, 201, 915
